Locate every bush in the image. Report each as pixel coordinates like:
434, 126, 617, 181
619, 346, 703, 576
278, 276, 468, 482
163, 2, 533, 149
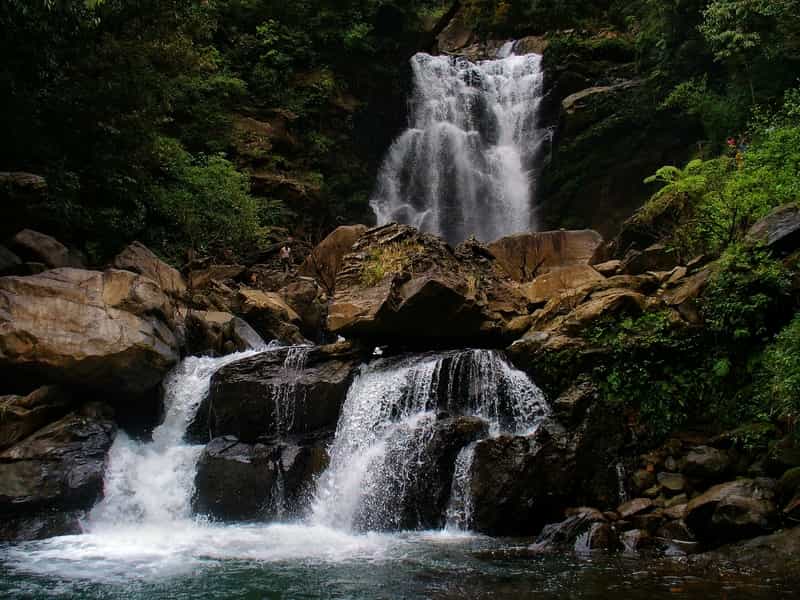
756, 314, 800, 434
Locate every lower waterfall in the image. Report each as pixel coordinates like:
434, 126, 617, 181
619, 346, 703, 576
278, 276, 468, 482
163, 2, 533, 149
1, 347, 548, 583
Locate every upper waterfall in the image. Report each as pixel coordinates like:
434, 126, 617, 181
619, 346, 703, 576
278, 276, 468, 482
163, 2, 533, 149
370, 47, 547, 245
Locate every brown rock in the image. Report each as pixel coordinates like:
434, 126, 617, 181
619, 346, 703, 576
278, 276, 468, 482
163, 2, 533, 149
0, 386, 73, 451
113, 241, 186, 298
184, 310, 265, 357
188, 264, 245, 290
237, 288, 306, 344
0, 268, 178, 394
621, 244, 677, 275
747, 202, 800, 254
299, 225, 368, 293
519, 265, 605, 305
489, 230, 604, 282
0, 245, 22, 276
617, 497, 653, 519
593, 260, 621, 276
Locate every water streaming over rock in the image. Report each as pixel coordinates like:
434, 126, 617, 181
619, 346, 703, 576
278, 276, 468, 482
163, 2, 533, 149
445, 443, 477, 530
311, 349, 548, 532
370, 48, 548, 245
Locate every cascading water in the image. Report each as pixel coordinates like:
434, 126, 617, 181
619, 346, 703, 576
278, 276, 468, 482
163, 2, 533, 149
370, 47, 548, 245
311, 349, 549, 532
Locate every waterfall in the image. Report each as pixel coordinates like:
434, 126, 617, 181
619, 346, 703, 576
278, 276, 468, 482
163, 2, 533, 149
89, 349, 267, 529
444, 443, 477, 530
370, 48, 547, 245
272, 346, 312, 438
311, 350, 548, 532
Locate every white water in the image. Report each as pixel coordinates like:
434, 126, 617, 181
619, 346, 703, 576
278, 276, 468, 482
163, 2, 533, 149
311, 350, 549, 532
2, 348, 547, 582
371, 48, 547, 245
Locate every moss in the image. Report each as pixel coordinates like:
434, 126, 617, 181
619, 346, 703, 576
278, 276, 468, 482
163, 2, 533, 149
360, 240, 425, 287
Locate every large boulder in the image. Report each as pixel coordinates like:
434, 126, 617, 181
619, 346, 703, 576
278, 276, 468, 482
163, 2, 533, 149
0, 386, 73, 451
299, 225, 368, 293
194, 343, 362, 443
193, 436, 328, 522
112, 241, 186, 298
278, 279, 327, 339
0, 402, 116, 540
0, 268, 179, 394
747, 203, 800, 254
488, 230, 604, 282
10, 229, 84, 269
519, 265, 605, 306
685, 479, 778, 545
327, 224, 528, 342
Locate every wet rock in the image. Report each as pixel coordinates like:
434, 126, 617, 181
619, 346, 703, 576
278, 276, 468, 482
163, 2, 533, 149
552, 379, 597, 424
617, 498, 653, 519
683, 446, 731, 480
197, 343, 362, 443
184, 310, 264, 357
0, 386, 73, 450
593, 260, 621, 276
10, 229, 84, 269
664, 502, 689, 520
0, 404, 116, 540
685, 479, 778, 544
0, 268, 179, 394
631, 469, 656, 493
299, 225, 368, 293
113, 241, 186, 298
747, 203, 800, 254
355, 415, 489, 531
530, 510, 614, 553
193, 436, 277, 521
488, 230, 604, 282
693, 525, 800, 571
0, 509, 85, 542
620, 528, 652, 553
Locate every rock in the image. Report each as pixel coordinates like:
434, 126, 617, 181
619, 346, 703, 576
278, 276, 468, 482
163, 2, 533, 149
236, 288, 306, 344
0, 245, 22, 276
656, 520, 698, 554
685, 479, 778, 544
664, 502, 689, 520
188, 264, 245, 290
552, 379, 597, 424
355, 415, 488, 531
279, 279, 326, 338
617, 497, 653, 519
435, 6, 474, 53
10, 229, 84, 269
113, 241, 186, 298
692, 525, 800, 572
747, 203, 800, 254
593, 259, 621, 276
0, 171, 47, 193
620, 528, 652, 553
657, 472, 687, 493
0, 386, 73, 450
514, 35, 549, 55
328, 224, 528, 342
779, 467, 800, 501
547, 289, 648, 335
0, 404, 116, 539
662, 268, 713, 324
0, 268, 179, 394
193, 436, 277, 521
196, 344, 361, 443
530, 511, 615, 553
488, 230, 604, 282
683, 446, 731, 480
519, 265, 605, 305
0, 509, 85, 541
299, 225, 368, 293
184, 310, 264, 357
621, 244, 677, 275
666, 493, 689, 508
632, 469, 656, 493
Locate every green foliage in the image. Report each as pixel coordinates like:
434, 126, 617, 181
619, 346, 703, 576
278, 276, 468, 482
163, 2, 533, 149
701, 244, 792, 340
149, 137, 271, 260
360, 240, 424, 287
755, 314, 800, 433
